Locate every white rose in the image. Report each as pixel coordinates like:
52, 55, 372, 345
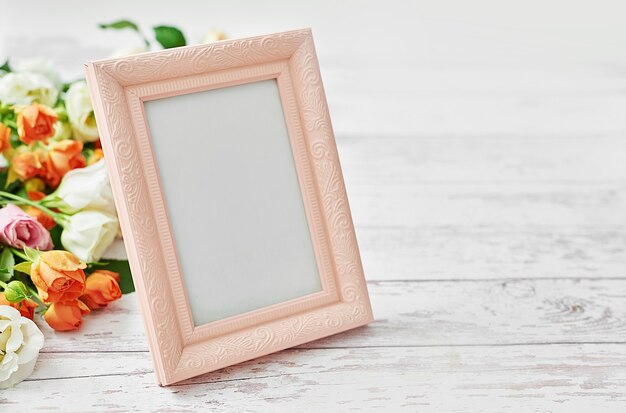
0, 305, 45, 389
65, 81, 99, 142
0, 72, 59, 107
14, 58, 62, 91
109, 44, 149, 58
42, 160, 116, 215
61, 210, 119, 262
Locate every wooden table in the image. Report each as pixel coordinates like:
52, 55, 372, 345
5, 127, 626, 410
2, 2, 626, 410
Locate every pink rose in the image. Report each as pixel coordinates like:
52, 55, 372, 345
0, 204, 53, 250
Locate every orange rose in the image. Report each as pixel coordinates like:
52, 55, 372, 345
31, 250, 87, 303
80, 270, 122, 310
0, 121, 10, 153
0, 292, 38, 319
16, 103, 58, 144
11, 150, 43, 181
42, 140, 86, 187
24, 206, 57, 230
44, 300, 90, 331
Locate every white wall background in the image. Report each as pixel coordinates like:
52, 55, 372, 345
2, 0, 626, 137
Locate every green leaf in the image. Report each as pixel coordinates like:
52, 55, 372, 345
9, 129, 20, 149
99, 19, 140, 32
0, 269, 11, 283
91, 260, 134, 294
153, 26, 186, 49
0, 60, 10, 73
14, 261, 31, 275
49, 225, 63, 250
23, 246, 41, 263
0, 248, 14, 282
5, 166, 19, 189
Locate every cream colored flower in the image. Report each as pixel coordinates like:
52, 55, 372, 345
0, 305, 45, 389
14, 58, 63, 91
0, 72, 59, 107
61, 210, 119, 262
42, 160, 116, 215
201, 30, 227, 43
65, 81, 99, 142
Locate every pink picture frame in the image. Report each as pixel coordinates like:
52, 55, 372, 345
84, 29, 373, 386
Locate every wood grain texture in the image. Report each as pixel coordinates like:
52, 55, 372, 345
38, 279, 626, 353
336, 136, 626, 280
358, 226, 626, 280
8, 344, 626, 412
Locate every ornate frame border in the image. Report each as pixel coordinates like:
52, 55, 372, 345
85, 29, 373, 386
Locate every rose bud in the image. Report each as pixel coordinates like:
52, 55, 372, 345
44, 300, 90, 331
80, 270, 122, 310
2, 280, 28, 303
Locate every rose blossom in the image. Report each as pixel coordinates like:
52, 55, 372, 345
42, 160, 116, 215
0, 305, 45, 389
16, 103, 58, 144
80, 270, 122, 310
65, 81, 99, 142
31, 250, 86, 303
41, 139, 86, 188
13, 58, 63, 91
0, 72, 58, 107
44, 300, 90, 331
60, 210, 118, 263
0, 204, 53, 250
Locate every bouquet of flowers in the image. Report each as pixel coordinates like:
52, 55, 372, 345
0, 20, 225, 388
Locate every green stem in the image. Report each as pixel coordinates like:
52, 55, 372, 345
0, 200, 26, 206
10, 248, 28, 261
25, 284, 44, 307
0, 280, 7, 289
0, 191, 68, 226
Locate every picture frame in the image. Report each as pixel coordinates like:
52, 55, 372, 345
84, 28, 373, 386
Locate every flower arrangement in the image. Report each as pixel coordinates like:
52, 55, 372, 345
0, 19, 226, 388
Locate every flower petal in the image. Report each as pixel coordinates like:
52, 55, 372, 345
16, 318, 44, 364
